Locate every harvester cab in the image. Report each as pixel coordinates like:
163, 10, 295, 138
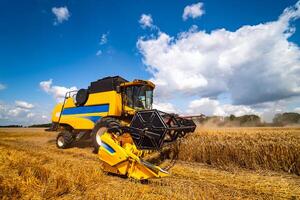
119, 79, 155, 115
50, 76, 196, 180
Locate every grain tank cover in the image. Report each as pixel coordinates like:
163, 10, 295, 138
88, 76, 128, 93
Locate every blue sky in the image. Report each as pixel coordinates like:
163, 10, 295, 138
1, 0, 300, 125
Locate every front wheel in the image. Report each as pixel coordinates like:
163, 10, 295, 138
56, 131, 74, 149
91, 118, 120, 153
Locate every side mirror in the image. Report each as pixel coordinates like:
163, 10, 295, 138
116, 86, 121, 93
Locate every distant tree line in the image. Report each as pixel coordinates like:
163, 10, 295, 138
0, 123, 52, 128
273, 112, 300, 126
28, 123, 52, 128
1, 113, 300, 128
192, 112, 300, 127
0, 125, 23, 128
227, 114, 261, 126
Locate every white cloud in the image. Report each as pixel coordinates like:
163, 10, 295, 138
4, 101, 35, 118
96, 32, 109, 56
26, 113, 35, 118
0, 83, 6, 90
0, 102, 8, 119
183, 2, 205, 20
185, 90, 300, 122
187, 98, 258, 117
96, 50, 102, 56
52, 6, 70, 25
15, 100, 34, 109
100, 33, 108, 45
42, 115, 48, 119
40, 79, 77, 102
2, 101, 34, 118
138, 1, 300, 106
7, 107, 29, 117
153, 102, 179, 113
139, 14, 154, 29
0, 101, 50, 125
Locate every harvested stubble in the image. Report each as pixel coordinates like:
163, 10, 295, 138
0, 128, 299, 200
179, 127, 300, 175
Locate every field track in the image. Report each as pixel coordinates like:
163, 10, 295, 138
0, 128, 299, 200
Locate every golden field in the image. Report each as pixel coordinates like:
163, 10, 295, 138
179, 127, 300, 175
0, 127, 299, 200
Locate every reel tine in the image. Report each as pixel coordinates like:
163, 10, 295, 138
127, 109, 196, 150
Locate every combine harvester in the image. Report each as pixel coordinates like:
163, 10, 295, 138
50, 76, 196, 180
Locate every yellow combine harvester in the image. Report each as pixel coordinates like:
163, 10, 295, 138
50, 76, 196, 180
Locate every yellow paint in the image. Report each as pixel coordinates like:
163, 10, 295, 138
63, 91, 123, 116
51, 103, 63, 123
99, 132, 169, 180
58, 115, 95, 130
52, 91, 123, 129
51, 79, 168, 180
51, 80, 155, 129
120, 79, 155, 89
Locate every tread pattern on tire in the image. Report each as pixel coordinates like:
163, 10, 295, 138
56, 131, 74, 149
91, 117, 120, 152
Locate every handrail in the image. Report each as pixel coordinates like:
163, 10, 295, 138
57, 90, 78, 124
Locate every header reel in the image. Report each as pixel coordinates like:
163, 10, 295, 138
99, 109, 197, 180
124, 109, 196, 150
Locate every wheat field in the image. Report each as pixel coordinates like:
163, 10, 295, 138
179, 127, 300, 175
0, 127, 299, 200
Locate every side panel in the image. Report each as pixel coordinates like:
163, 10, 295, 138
51, 103, 63, 123
60, 105, 109, 130
57, 91, 122, 130
64, 90, 122, 116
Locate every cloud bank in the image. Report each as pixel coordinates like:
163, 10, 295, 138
0, 100, 49, 125
15, 100, 34, 109
40, 79, 77, 102
138, 1, 300, 121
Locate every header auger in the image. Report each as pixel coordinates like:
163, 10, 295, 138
50, 76, 196, 180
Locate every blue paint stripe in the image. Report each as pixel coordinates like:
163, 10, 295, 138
82, 116, 101, 123
102, 142, 115, 154
62, 104, 109, 115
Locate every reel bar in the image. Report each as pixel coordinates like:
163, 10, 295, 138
125, 109, 196, 150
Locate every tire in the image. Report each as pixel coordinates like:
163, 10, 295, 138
56, 131, 74, 149
91, 117, 121, 153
